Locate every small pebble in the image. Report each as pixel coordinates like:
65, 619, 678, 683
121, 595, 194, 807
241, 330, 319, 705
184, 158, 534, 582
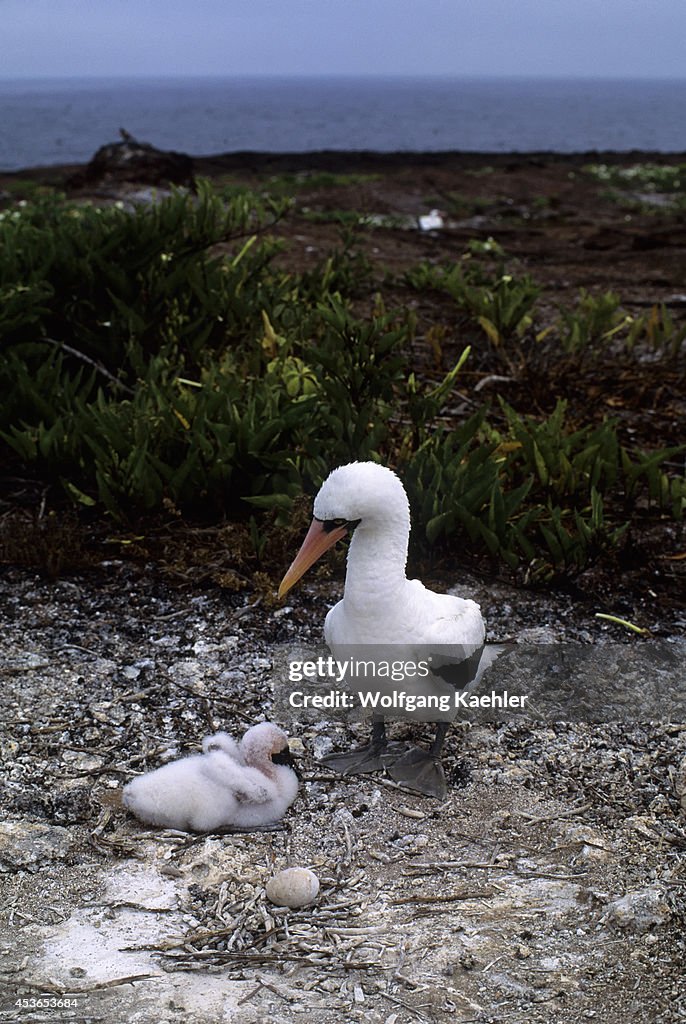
266, 867, 320, 908
312, 735, 333, 759
397, 805, 425, 820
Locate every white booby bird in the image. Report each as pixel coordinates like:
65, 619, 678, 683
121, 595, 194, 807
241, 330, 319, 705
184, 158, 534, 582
122, 722, 298, 832
418, 208, 445, 231
278, 461, 492, 799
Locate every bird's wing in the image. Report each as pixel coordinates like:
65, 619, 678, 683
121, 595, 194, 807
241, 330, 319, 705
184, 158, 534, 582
421, 593, 485, 648
474, 642, 513, 677
202, 753, 271, 803
202, 732, 241, 759
323, 600, 345, 647
429, 641, 514, 689
430, 644, 485, 688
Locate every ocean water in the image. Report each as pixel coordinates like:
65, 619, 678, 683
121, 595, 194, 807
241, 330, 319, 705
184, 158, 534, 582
0, 75, 684, 172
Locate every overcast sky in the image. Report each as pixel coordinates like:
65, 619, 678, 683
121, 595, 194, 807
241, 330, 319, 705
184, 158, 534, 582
3, 0, 686, 79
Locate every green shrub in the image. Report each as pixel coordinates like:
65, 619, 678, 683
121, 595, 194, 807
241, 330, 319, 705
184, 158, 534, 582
0, 183, 290, 374
403, 399, 684, 578
627, 304, 686, 360
556, 290, 630, 354
403, 259, 539, 362
0, 188, 683, 578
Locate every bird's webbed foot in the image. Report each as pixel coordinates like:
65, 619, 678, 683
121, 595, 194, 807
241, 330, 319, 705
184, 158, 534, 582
320, 740, 409, 775
386, 746, 448, 799
319, 722, 408, 776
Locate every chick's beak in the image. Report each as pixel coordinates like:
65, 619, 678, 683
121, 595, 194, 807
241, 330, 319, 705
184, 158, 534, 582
278, 517, 348, 598
272, 745, 295, 768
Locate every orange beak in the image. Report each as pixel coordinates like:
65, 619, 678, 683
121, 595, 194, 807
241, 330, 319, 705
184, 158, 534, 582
278, 518, 348, 598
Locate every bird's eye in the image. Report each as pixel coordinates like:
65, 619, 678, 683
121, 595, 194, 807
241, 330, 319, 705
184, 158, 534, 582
322, 517, 349, 533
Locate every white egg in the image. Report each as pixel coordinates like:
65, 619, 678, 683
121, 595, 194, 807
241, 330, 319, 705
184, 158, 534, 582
265, 867, 320, 909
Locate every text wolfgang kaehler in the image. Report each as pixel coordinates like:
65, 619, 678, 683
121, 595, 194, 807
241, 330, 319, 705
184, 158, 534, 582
287, 688, 528, 712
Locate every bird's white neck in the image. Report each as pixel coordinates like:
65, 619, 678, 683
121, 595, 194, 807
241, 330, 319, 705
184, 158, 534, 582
342, 515, 409, 612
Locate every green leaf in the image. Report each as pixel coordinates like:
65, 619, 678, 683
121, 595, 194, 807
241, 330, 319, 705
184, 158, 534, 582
242, 493, 294, 511
63, 480, 96, 506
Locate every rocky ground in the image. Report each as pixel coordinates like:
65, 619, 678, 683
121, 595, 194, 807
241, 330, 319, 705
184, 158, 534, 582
0, 563, 684, 1024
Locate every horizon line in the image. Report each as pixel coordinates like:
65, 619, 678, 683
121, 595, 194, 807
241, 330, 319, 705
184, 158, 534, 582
1, 71, 686, 83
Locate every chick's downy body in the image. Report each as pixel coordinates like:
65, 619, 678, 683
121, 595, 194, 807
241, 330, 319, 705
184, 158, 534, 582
122, 723, 298, 832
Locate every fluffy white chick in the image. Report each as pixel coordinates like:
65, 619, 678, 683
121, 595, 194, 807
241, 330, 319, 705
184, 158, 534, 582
122, 722, 298, 832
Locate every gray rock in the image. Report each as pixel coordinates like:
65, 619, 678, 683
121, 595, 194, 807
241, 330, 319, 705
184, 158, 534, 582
69, 132, 194, 189
0, 821, 75, 873
604, 888, 671, 932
